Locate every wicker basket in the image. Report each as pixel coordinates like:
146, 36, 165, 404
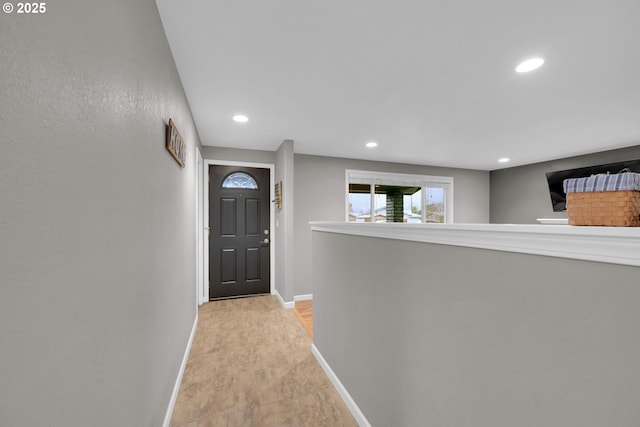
566, 190, 640, 226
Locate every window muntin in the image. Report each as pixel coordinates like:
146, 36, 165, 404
346, 170, 453, 223
348, 184, 371, 222
221, 172, 259, 189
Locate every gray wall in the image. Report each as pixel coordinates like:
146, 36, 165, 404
275, 141, 296, 301
0, 1, 200, 425
295, 154, 489, 296
200, 146, 276, 164
490, 144, 640, 224
313, 232, 640, 427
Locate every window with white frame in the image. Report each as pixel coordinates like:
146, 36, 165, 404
346, 170, 453, 223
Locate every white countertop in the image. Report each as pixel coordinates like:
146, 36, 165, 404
310, 222, 640, 267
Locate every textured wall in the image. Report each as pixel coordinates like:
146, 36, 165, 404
0, 1, 200, 425
313, 232, 640, 427
490, 144, 640, 224
275, 140, 296, 301
200, 146, 276, 164
294, 154, 489, 296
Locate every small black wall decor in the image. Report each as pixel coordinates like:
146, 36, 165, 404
166, 118, 186, 168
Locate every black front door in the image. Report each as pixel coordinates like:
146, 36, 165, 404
209, 165, 270, 299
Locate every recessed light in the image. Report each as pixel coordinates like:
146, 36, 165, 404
516, 57, 544, 73
233, 114, 249, 123
498, 157, 510, 163
365, 141, 378, 148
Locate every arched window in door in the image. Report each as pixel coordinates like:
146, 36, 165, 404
221, 172, 259, 189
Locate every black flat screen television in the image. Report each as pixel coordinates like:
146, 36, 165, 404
545, 158, 640, 212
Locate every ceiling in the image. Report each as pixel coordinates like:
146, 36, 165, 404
155, 0, 640, 171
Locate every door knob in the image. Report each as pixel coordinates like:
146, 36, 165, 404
261, 238, 270, 245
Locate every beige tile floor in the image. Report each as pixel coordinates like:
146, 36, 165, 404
170, 295, 359, 427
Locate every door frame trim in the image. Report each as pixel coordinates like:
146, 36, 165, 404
204, 159, 275, 301
195, 146, 205, 305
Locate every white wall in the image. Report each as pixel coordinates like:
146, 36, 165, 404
0, 1, 200, 425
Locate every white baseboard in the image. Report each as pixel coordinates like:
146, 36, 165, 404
163, 313, 198, 427
311, 344, 371, 427
273, 288, 294, 309
294, 294, 313, 301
